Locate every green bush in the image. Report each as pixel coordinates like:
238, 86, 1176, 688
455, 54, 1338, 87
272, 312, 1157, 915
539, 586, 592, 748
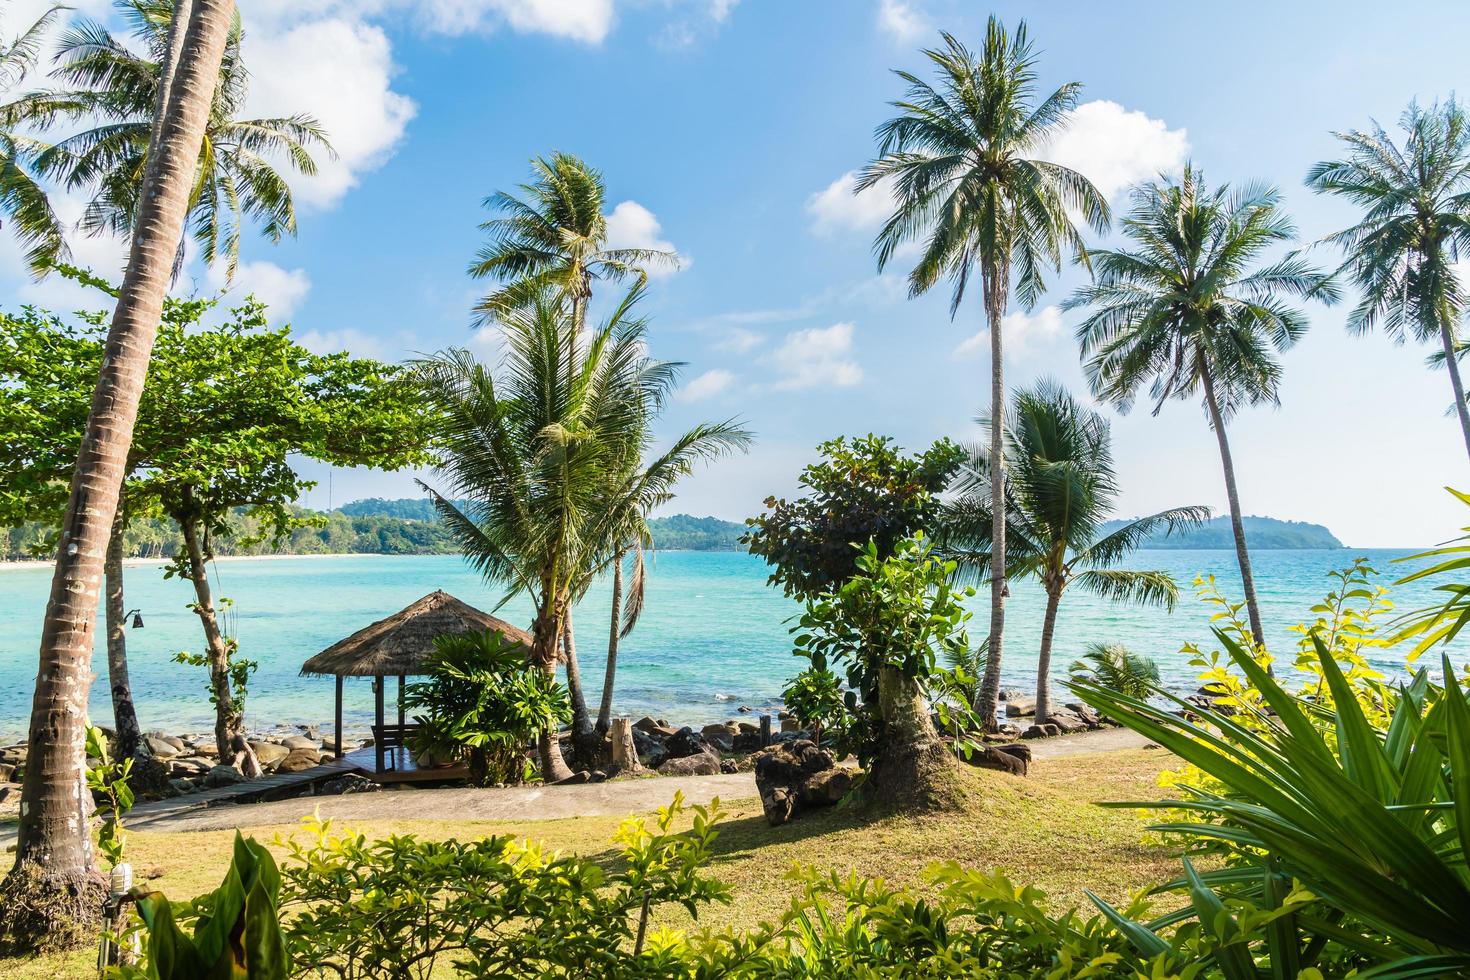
1068, 642, 1160, 701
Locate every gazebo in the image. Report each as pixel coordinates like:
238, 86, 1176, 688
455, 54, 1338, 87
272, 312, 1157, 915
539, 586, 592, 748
300, 590, 533, 777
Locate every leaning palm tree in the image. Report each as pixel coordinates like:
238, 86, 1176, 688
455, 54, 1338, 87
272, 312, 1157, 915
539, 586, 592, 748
1068, 166, 1336, 648
0, 6, 67, 271
858, 20, 1108, 729
417, 287, 748, 781
470, 152, 678, 330
3, 0, 329, 278
0, 0, 236, 955
1307, 99, 1470, 460
945, 381, 1207, 720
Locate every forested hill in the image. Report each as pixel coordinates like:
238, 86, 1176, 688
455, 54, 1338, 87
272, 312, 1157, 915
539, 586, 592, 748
1098, 515, 1343, 549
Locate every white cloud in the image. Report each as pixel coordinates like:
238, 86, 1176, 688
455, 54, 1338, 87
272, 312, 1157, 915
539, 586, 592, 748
876, 0, 926, 42
680, 367, 735, 401
768, 322, 863, 390
294, 326, 389, 359
715, 326, 764, 354
1042, 100, 1189, 200
708, 0, 740, 23
806, 170, 896, 236
953, 305, 1065, 360
605, 200, 686, 276
421, 0, 615, 42
206, 260, 312, 317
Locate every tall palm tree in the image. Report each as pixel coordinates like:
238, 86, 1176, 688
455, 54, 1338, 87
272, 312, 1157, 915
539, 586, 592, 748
3, 0, 329, 278
946, 381, 1207, 720
0, 6, 67, 271
470, 152, 678, 331
417, 288, 748, 781
1307, 99, 1470, 459
0, 0, 235, 954
1068, 166, 1337, 648
859, 20, 1108, 729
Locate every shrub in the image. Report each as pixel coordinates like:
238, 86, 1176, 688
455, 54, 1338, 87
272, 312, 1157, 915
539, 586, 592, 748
1068, 642, 1160, 701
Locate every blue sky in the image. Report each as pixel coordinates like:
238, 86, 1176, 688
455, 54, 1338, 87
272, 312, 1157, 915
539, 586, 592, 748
4, 0, 1469, 546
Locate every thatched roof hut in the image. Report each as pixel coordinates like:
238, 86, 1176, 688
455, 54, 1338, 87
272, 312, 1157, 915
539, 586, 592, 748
301, 590, 532, 678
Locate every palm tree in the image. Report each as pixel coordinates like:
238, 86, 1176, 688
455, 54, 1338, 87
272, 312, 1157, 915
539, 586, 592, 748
1068, 166, 1336, 648
1306, 99, 1470, 460
0, 6, 67, 271
3, 0, 329, 278
470, 152, 678, 330
946, 381, 1207, 720
417, 288, 748, 781
1068, 642, 1160, 701
0, 0, 235, 954
859, 20, 1108, 729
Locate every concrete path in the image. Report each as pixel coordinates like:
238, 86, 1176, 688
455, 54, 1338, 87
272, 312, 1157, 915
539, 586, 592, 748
1025, 726, 1152, 759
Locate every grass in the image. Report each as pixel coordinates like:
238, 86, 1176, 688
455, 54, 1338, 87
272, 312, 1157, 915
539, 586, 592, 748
5, 746, 1177, 979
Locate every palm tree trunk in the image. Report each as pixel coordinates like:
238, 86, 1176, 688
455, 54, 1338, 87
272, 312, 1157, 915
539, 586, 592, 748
976, 270, 1008, 731
1438, 321, 1470, 461
1200, 364, 1267, 647
534, 600, 575, 782
0, 1, 234, 955
595, 548, 623, 735
1034, 582, 1063, 722
105, 511, 141, 761
561, 605, 599, 767
180, 513, 250, 765
147, 0, 194, 151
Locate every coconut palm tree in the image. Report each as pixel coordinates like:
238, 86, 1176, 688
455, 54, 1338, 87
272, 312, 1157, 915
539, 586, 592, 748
416, 288, 748, 781
0, 6, 67, 271
946, 381, 1207, 720
859, 20, 1108, 729
1068, 166, 1336, 648
0, 0, 235, 954
469, 152, 678, 330
1306, 99, 1470, 460
3, 0, 329, 278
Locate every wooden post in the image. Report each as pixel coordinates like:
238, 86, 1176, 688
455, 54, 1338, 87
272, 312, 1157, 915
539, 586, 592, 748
334, 674, 344, 760
759, 714, 772, 748
609, 717, 642, 773
374, 674, 385, 774
397, 674, 406, 730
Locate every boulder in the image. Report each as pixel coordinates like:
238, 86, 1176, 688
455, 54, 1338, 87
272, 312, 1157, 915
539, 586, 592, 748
701, 723, 739, 753
0, 763, 13, 783
1063, 703, 1103, 726
780, 717, 802, 733
995, 743, 1031, 765
665, 727, 708, 760
733, 729, 763, 753
554, 770, 593, 785
964, 745, 1027, 776
999, 688, 1026, 702
720, 758, 738, 774
753, 739, 851, 826
143, 734, 183, 759
168, 756, 212, 778
1021, 723, 1061, 739
317, 773, 378, 796
1043, 711, 1088, 734
0, 745, 28, 766
168, 777, 199, 795
203, 764, 247, 788
277, 747, 322, 773
281, 734, 320, 751
632, 730, 668, 769
249, 742, 291, 768
657, 749, 721, 777
128, 755, 175, 798
1005, 697, 1037, 718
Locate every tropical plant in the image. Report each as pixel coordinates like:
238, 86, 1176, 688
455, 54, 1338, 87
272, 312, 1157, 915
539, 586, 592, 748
4, 0, 330, 278
1068, 643, 1160, 701
792, 535, 974, 808
938, 636, 989, 711
85, 724, 135, 870
0, 1, 235, 955
404, 630, 573, 785
781, 665, 854, 745
1307, 99, 1470, 459
860, 20, 1109, 732
945, 380, 1206, 719
469, 151, 677, 330
1069, 165, 1337, 648
417, 288, 748, 781
0, 6, 67, 270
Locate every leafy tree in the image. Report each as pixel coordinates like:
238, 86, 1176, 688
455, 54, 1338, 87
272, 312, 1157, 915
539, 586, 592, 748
417, 289, 748, 781
469, 151, 676, 330
1307, 99, 1470, 459
0, 0, 235, 955
0, 6, 67, 270
1068, 166, 1336, 648
945, 381, 1206, 719
860, 21, 1109, 731
1068, 643, 1160, 701
3, 0, 330, 277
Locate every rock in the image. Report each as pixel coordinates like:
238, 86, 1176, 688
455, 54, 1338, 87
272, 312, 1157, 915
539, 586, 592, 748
737, 705, 752, 713
999, 688, 1026, 702
964, 745, 1027, 776
1020, 723, 1061, 739
249, 742, 291, 768
1043, 711, 1088, 734
143, 734, 183, 759
995, 743, 1031, 764
281, 735, 320, 751
168, 778, 199, 795
754, 739, 849, 826
633, 716, 661, 734
665, 727, 708, 760
657, 749, 721, 777
277, 747, 322, 773
203, 764, 247, 788
700, 723, 736, 753
554, 770, 593, 785
129, 755, 175, 798
780, 717, 802, 733
737, 721, 759, 734
0, 764, 12, 783
317, 773, 378, 796
732, 729, 763, 753
168, 756, 212, 778
1005, 697, 1037, 718
632, 730, 668, 769
0, 745, 28, 766
1064, 703, 1102, 726
719, 758, 738, 774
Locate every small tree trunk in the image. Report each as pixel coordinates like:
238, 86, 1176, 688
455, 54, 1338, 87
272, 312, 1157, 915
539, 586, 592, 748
870, 666, 963, 811
180, 513, 253, 772
1034, 583, 1063, 722
609, 717, 643, 774
1200, 364, 1266, 648
976, 270, 1008, 731
533, 601, 574, 783
561, 606, 600, 767
596, 549, 624, 735
105, 512, 142, 761
1438, 321, 1470, 461
1, 1, 235, 956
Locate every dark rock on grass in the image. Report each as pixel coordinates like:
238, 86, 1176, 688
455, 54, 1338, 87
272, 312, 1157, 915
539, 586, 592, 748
1021, 723, 1061, 739
554, 770, 593, 785
964, 745, 1027, 777
754, 739, 853, 826
657, 749, 722, 777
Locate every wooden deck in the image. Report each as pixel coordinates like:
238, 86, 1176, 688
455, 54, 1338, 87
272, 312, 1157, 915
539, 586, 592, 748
126, 754, 367, 831
342, 744, 471, 784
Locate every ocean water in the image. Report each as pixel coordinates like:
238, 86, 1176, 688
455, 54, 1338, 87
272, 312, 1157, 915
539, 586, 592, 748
0, 548, 1451, 742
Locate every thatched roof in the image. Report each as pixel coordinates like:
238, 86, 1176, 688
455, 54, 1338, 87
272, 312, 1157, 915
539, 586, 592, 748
300, 590, 533, 677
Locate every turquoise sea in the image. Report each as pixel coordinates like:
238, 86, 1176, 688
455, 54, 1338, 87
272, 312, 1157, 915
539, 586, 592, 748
0, 549, 1450, 742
